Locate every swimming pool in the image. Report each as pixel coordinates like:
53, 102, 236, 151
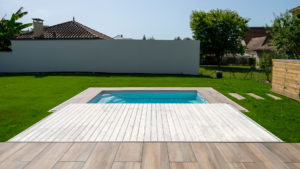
89, 90, 208, 103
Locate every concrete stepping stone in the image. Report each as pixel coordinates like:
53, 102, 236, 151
247, 93, 264, 100
266, 93, 282, 100
229, 93, 245, 100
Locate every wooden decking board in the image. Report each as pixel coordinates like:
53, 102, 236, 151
0, 143, 27, 162
167, 143, 196, 162
60, 143, 96, 162
215, 143, 257, 163
191, 143, 231, 169
82, 143, 119, 169
115, 143, 143, 162
245, 143, 289, 169
111, 162, 141, 169
142, 143, 170, 169
24, 143, 72, 169
263, 143, 300, 163
0, 143, 299, 169
10, 104, 280, 142
170, 162, 200, 169
52, 162, 84, 169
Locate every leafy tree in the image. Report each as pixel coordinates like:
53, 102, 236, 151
148, 36, 155, 40
259, 50, 286, 82
0, 7, 32, 51
183, 37, 192, 40
174, 36, 181, 40
142, 35, 146, 40
190, 9, 249, 69
266, 11, 300, 59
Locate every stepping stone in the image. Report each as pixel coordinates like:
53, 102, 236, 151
229, 93, 245, 100
247, 93, 264, 100
266, 93, 282, 100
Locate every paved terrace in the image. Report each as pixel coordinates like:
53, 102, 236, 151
0, 142, 299, 169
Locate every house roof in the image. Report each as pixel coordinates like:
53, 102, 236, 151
290, 6, 300, 13
247, 36, 267, 51
244, 27, 271, 45
244, 27, 275, 51
15, 20, 113, 40
246, 36, 276, 51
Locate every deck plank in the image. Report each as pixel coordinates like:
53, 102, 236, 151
191, 143, 231, 169
9, 104, 280, 142
60, 143, 96, 162
115, 143, 143, 162
0, 143, 27, 162
111, 162, 141, 169
0, 143, 298, 169
24, 143, 72, 169
167, 143, 196, 162
52, 162, 84, 169
170, 162, 200, 169
82, 143, 119, 169
142, 143, 170, 169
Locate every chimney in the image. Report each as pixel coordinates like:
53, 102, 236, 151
32, 18, 44, 38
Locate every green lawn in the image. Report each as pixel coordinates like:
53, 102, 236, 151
0, 65, 299, 142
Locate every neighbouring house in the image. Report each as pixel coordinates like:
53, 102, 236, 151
243, 27, 275, 64
202, 27, 275, 65
16, 18, 113, 40
113, 34, 133, 40
289, 5, 300, 14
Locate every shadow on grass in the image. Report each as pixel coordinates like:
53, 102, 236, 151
0, 72, 212, 79
201, 65, 260, 73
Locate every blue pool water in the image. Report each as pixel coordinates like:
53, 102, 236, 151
89, 90, 208, 103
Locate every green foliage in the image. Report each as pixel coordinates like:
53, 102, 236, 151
266, 11, 300, 59
259, 51, 274, 82
174, 36, 182, 40
190, 9, 249, 68
183, 37, 192, 40
0, 7, 31, 51
142, 34, 146, 40
148, 36, 155, 40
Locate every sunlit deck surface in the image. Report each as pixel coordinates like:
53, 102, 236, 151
0, 142, 299, 169
10, 103, 279, 142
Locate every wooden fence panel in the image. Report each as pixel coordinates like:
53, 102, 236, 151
272, 59, 300, 101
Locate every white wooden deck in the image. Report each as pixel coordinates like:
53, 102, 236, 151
10, 104, 280, 142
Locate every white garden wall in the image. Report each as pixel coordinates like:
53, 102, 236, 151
0, 40, 200, 75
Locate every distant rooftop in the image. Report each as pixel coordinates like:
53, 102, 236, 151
15, 20, 113, 40
289, 6, 300, 13
244, 27, 275, 51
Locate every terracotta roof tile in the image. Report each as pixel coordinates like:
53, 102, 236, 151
15, 21, 113, 40
244, 27, 271, 44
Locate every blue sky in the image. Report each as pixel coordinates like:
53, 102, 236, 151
0, 0, 299, 39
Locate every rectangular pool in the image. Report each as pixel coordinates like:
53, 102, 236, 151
89, 90, 208, 103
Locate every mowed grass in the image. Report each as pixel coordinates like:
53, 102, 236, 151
0, 65, 299, 142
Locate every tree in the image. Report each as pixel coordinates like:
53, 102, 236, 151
183, 37, 192, 40
266, 11, 300, 59
142, 35, 146, 40
190, 9, 249, 69
0, 7, 31, 51
174, 36, 181, 40
148, 36, 155, 40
